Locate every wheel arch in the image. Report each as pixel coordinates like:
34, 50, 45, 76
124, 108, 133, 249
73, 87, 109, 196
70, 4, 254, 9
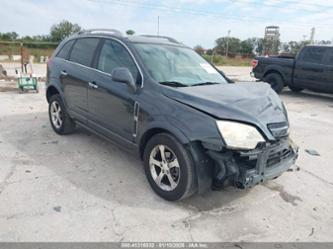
263, 68, 286, 85
138, 124, 190, 160
139, 124, 214, 195
46, 85, 61, 103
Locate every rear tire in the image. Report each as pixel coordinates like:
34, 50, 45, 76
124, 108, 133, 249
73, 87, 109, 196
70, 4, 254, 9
264, 73, 284, 93
288, 85, 303, 92
48, 94, 76, 135
143, 133, 196, 201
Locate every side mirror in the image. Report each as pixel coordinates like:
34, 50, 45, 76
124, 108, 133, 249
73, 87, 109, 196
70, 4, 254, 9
111, 67, 137, 92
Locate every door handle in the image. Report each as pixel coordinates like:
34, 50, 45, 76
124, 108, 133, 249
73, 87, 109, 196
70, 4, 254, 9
60, 70, 68, 77
88, 81, 98, 89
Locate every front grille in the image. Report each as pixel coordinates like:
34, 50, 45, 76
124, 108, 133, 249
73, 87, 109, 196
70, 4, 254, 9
267, 147, 292, 168
268, 122, 289, 138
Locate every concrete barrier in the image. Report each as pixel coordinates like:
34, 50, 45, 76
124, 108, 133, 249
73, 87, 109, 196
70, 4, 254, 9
0, 55, 10, 61
12, 55, 21, 61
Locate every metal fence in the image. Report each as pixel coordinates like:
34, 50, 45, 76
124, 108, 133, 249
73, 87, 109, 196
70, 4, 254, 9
0, 41, 58, 64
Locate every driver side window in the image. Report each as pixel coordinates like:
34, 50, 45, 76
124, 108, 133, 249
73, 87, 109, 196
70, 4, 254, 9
97, 39, 139, 83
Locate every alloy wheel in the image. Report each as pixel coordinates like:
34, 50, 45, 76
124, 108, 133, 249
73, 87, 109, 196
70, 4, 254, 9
50, 101, 63, 129
149, 145, 180, 191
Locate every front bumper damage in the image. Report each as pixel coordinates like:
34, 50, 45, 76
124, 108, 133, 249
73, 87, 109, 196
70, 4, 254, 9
206, 138, 299, 189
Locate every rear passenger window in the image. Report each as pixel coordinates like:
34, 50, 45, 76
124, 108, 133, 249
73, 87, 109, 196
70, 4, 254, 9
97, 39, 139, 82
56, 40, 75, 59
300, 47, 326, 64
69, 38, 100, 67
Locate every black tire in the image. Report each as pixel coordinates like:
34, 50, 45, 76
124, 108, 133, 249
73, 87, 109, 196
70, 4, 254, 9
143, 133, 196, 201
264, 73, 284, 93
288, 85, 303, 92
48, 94, 76, 135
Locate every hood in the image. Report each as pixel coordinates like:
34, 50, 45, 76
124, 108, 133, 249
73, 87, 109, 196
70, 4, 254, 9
162, 82, 288, 138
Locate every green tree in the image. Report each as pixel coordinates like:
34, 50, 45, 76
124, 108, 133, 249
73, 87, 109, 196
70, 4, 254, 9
194, 45, 205, 55
263, 37, 281, 55
215, 37, 241, 57
205, 49, 213, 55
288, 40, 310, 55
318, 40, 332, 45
50, 20, 81, 42
126, 30, 135, 36
281, 42, 290, 53
248, 37, 264, 55
240, 38, 255, 57
0, 32, 19, 41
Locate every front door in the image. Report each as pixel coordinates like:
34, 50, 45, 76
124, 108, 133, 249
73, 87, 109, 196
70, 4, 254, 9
88, 38, 141, 142
293, 46, 327, 91
323, 48, 333, 93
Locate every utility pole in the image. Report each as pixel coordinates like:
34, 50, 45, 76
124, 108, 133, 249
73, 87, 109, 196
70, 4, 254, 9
310, 27, 315, 44
225, 30, 231, 57
157, 16, 160, 36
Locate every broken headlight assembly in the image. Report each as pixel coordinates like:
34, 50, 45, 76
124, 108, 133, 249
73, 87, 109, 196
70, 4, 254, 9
216, 120, 265, 150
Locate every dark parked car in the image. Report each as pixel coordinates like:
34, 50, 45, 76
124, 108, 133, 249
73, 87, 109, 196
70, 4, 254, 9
252, 45, 333, 93
46, 29, 298, 201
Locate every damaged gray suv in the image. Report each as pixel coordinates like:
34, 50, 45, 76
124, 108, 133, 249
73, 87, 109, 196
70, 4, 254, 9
46, 29, 298, 201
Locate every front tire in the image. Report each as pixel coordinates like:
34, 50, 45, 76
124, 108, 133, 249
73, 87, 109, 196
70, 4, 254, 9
264, 73, 284, 93
48, 94, 76, 135
143, 133, 196, 201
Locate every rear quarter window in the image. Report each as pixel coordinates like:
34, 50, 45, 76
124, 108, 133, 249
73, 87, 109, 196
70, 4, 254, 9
56, 40, 75, 59
69, 38, 100, 67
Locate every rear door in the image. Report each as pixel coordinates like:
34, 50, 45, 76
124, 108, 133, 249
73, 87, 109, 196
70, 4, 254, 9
50, 39, 75, 91
294, 46, 326, 90
87, 38, 141, 143
62, 38, 100, 121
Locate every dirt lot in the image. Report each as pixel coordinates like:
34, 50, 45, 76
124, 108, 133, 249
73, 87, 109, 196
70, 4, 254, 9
0, 66, 333, 241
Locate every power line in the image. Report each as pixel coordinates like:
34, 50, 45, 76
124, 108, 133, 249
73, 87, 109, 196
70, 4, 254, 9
230, 0, 333, 12
86, 0, 333, 28
89, 0, 333, 16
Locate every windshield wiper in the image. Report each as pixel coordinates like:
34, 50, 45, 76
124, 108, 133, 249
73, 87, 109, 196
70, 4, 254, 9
191, 82, 220, 86
159, 81, 188, 87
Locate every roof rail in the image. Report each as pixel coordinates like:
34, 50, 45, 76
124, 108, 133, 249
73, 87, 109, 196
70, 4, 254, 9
139, 35, 180, 44
78, 29, 123, 37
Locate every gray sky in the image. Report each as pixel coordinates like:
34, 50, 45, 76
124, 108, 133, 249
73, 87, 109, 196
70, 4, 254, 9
1, 0, 333, 48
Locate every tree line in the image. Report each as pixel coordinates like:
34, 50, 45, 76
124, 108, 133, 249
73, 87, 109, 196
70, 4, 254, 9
0, 20, 82, 48
194, 36, 332, 58
0, 20, 137, 47
1, 20, 332, 58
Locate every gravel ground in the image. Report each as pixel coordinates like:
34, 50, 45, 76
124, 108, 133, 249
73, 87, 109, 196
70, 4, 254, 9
0, 65, 333, 242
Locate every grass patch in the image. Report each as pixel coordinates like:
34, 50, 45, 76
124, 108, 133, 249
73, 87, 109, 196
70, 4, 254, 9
202, 54, 253, 66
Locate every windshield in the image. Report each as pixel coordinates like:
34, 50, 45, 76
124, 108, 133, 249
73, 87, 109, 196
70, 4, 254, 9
133, 43, 228, 87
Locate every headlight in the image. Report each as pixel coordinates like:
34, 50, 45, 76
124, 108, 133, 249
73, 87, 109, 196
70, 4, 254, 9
216, 120, 265, 150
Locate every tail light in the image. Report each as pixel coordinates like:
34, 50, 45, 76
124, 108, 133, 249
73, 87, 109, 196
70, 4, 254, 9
251, 59, 258, 68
